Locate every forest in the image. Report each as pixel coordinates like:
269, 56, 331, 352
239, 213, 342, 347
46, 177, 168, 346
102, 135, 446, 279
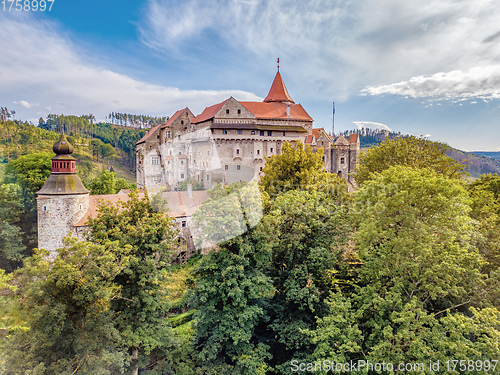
1, 129, 499, 374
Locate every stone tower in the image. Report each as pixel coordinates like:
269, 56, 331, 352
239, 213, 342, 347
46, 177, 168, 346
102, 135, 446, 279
36, 134, 90, 258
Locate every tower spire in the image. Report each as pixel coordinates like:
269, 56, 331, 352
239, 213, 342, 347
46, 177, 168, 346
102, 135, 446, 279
277, 57, 280, 72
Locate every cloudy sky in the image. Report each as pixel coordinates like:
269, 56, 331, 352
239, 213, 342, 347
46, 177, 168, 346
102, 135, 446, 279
1, 0, 500, 150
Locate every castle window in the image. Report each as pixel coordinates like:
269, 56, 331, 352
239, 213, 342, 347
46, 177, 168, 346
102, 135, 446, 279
225, 165, 228, 170
182, 221, 186, 227
226, 109, 230, 114
260, 130, 265, 136
237, 129, 242, 134
181, 120, 184, 125
152, 156, 160, 165
257, 150, 260, 155
181, 173, 185, 179
207, 151, 210, 155
283, 131, 286, 136
251, 130, 255, 135
270, 148, 273, 153
237, 165, 241, 170
322, 156, 325, 162
223, 129, 228, 135
207, 174, 209, 181
167, 130, 171, 138
181, 160, 184, 165
79, 204, 82, 210
237, 109, 241, 114
259, 167, 263, 171
179, 152, 182, 155
341, 157, 345, 164
267, 131, 272, 136
236, 149, 240, 154
43, 205, 47, 212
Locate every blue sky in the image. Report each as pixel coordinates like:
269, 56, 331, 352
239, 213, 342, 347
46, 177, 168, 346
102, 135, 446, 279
1, 0, 500, 151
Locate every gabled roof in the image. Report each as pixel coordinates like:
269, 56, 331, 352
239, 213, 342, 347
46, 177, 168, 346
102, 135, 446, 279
304, 134, 315, 144
349, 133, 359, 143
239, 102, 312, 121
160, 108, 184, 129
136, 122, 163, 145
264, 72, 295, 103
191, 99, 230, 124
335, 135, 349, 146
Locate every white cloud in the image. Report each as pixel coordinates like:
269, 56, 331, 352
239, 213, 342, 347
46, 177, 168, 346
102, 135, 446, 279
361, 66, 500, 100
353, 121, 392, 132
0, 14, 261, 122
140, 0, 500, 100
13, 100, 36, 109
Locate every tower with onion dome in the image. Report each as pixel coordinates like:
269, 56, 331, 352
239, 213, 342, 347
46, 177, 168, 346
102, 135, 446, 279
36, 134, 90, 258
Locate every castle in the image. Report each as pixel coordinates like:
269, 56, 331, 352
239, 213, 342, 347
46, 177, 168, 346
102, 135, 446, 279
136, 70, 360, 190
36, 70, 359, 260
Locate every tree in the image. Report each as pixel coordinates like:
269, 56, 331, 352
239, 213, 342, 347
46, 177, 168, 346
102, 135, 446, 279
355, 135, 466, 185
87, 170, 135, 195
260, 141, 327, 197
4, 152, 53, 201
309, 166, 500, 372
193, 235, 274, 374
4, 237, 128, 374
257, 189, 352, 373
179, 179, 204, 191
87, 190, 178, 374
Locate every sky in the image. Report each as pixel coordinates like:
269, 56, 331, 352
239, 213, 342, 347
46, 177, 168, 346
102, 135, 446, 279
1, 0, 500, 151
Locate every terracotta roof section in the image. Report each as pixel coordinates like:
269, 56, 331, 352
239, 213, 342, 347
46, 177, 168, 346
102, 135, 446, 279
191, 99, 229, 124
264, 72, 294, 103
136, 122, 163, 145
305, 134, 314, 144
74, 193, 144, 227
239, 102, 312, 121
160, 109, 184, 129
349, 133, 359, 143
73, 190, 209, 227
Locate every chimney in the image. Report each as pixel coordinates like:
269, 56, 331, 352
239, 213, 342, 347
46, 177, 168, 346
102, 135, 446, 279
187, 183, 192, 198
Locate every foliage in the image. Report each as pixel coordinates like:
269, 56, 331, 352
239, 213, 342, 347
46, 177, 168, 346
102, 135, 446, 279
193, 181, 263, 247
86, 169, 135, 195
0, 183, 26, 267
258, 190, 352, 373
4, 238, 128, 374
308, 166, 499, 373
355, 135, 466, 185
179, 179, 204, 191
87, 190, 178, 373
193, 234, 274, 374
4, 152, 53, 201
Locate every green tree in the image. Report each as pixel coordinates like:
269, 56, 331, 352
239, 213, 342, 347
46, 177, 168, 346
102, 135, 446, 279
0, 183, 26, 268
258, 189, 351, 373
87, 190, 178, 374
309, 166, 500, 372
260, 141, 330, 197
355, 135, 465, 185
87, 170, 135, 195
4, 237, 128, 374
193, 235, 274, 374
4, 152, 53, 202
179, 179, 204, 191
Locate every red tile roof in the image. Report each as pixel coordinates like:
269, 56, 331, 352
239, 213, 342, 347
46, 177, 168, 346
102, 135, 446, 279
160, 108, 184, 129
136, 122, 163, 145
305, 134, 314, 144
239, 102, 312, 121
264, 72, 294, 103
191, 99, 229, 124
349, 133, 359, 143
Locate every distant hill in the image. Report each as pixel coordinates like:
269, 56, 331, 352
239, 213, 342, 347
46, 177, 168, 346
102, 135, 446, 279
471, 151, 500, 160
339, 129, 500, 178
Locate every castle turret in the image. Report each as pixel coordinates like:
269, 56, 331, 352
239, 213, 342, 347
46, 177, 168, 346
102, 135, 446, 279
37, 134, 90, 258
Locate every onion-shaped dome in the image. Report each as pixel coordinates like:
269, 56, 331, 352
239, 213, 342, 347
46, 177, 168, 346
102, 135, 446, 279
53, 134, 74, 155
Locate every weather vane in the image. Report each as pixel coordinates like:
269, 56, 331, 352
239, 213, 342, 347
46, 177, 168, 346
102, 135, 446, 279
277, 57, 280, 72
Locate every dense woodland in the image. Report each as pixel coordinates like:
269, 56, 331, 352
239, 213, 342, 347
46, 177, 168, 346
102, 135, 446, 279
1, 119, 500, 374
